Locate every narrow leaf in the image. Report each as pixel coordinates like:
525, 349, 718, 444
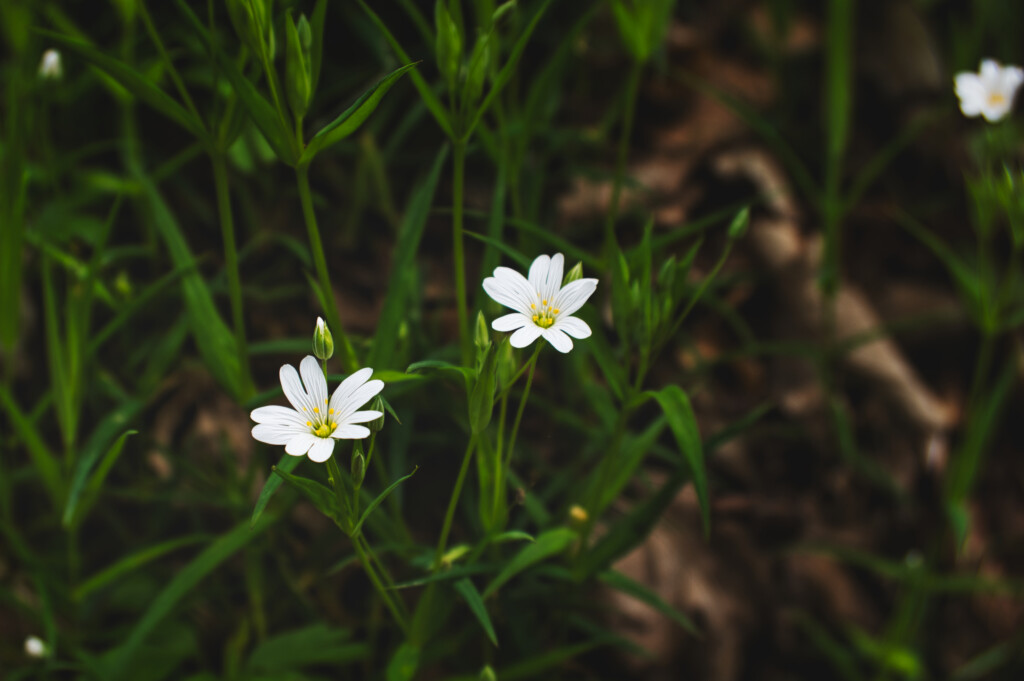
351, 467, 418, 536
74, 534, 209, 601
453, 578, 498, 646
599, 569, 700, 636
301, 63, 418, 166
646, 385, 709, 534
0, 385, 63, 508
483, 527, 576, 598
250, 453, 301, 527
272, 465, 346, 527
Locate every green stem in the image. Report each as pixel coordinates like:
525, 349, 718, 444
503, 344, 542, 470
603, 58, 643, 256
211, 153, 252, 399
327, 456, 408, 633
453, 140, 471, 366
435, 435, 477, 570
295, 165, 358, 372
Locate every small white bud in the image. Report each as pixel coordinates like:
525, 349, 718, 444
25, 635, 46, 658
313, 316, 334, 360
39, 49, 62, 80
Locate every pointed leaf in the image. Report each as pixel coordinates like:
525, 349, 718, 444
300, 63, 417, 166
645, 385, 708, 534
351, 467, 418, 536
272, 465, 346, 527
599, 569, 700, 636
251, 453, 302, 527
483, 527, 576, 598
453, 578, 498, 646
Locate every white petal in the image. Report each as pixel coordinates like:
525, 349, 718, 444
251, 405, 306, 426
541, 253, 564, 301
307, 437, 335, 463
982, 101, 1012, 122
553, 316, 592, 339
332, 424, 371, 439
528, 254, 551, 295
541, 327, 573, 353
328, 368, 373, 416
345, 410, 383, 424
1002, 65, 1024, 91
980, 59, 1001, 81
285, 433, 319, 456
484, 268, 535, 315
509, 324, 543, 348
492, 312, 530, 332
336, 380, 385, 421
552, 278, 598, 317
279, 363, 314, 415
300, 355, 329, 413
252, 423, 307, 445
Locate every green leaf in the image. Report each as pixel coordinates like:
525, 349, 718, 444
453, 578, 498, 647
174, 0, 297, 164
350, 467, 418, 536
386, 642, 420, 681
74, 534, 209, 601
406, 359, 474, 384
250, 453, 302, 527
645, 385, 709, 534
138, 178, 242, 398
0, 385, 63, 508
483, 527, 576, 598
39, 31, 206, 141
464, 0, 554, 139
300, 63, 417, 166
599, 569, 700, 636
356, 0, 454, 139
246, 624, 368, 673
369, 145, 448, 368
64, 418, 139, 528
469, 341, 500, 434
272, 465, 346, 528
103, 517, 274, 678
309, 0, 328, 91
465, 229, 531, 269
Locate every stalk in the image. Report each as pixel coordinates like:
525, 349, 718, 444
435, 435, 478, 570
295, 165, 358, 372
452, 140, 471, 365
211, 153, 252, 399
603, 58, 643, 256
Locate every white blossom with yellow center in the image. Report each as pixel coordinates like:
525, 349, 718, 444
954, 59, 1024, 123
250, 356, 383, 462
483, 253, 598, 353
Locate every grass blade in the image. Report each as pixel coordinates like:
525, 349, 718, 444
74, 534, 209, 601
301, 63, 418, 166
645, 385, 709, 534
453, 578, 498, 647
483, 527, 576, 598
351, 467, 418, 537
251, 454, 301, 527
369, 145, 448, 368
599, 569, 700, 636
0, 385, 63, 508
246, 624, 369, 673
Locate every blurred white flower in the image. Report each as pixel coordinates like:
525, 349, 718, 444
250, 356, 383, 462
24, 635, 46, 658
954, 59, 1024, 122
38, 49, 62, 80
483, 253, 598, 353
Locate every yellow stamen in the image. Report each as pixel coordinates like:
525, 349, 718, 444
313, 407, 319, 413
990, 92, 1007, 106
531, 303, 536, 309
306, 421, 312, 427
553, 308, 560, 314
542, 299, 548, 305
328, 408, 334, 414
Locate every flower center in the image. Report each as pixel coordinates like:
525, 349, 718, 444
989, 92, 1006, 106
531, 295, 560, 329
305, 399, 337, 438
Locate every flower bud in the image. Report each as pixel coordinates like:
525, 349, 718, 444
368, 395, 386, 433
479, 665, 497, 681
562, 261, 584, 285
38, 49, 62, 80
568, 504, 588, 528
351, 451, 366, 488
434, 0, 463, 89
313, 316, 334, 360
24, 635, 46, 659
727, 207, 749, 240
285, 12, 313, 120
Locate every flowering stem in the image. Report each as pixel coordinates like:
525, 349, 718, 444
295, 165, 358, 372
327, 456, 409, 633
503, 344, 542, 472
211, 153, 252, 399
603, 58, 643, 257
435, 435, 477, 570
452, 140, 471, 366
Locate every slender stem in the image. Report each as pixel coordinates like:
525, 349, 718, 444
503, 344, 542, 470
603, 58, 643, 256
327, 456, 408, 633
211, 153, 252, 399
295, 165, 358, 372
435, 435, 477, 570
452, 140, 471, 365
138, 0, 203, 127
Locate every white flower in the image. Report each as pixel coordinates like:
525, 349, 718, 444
250, 356, 384, 463
38, 49, 62, 80
954, 59, 1024, 122
483, 253, 598, 353
25, 635, 46, 658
